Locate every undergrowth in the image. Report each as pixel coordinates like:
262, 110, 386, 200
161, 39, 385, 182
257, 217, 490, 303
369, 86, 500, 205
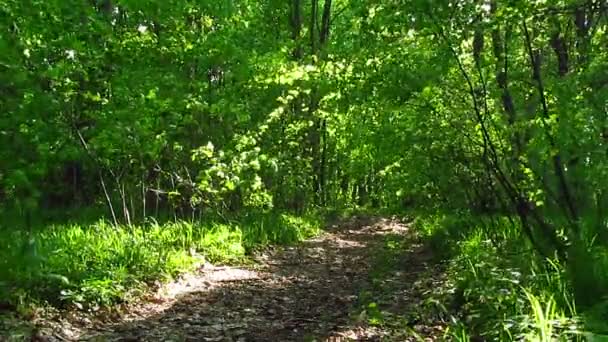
413, 213, 608, 341
0, 211, 321, 311
355, 233, 409, 327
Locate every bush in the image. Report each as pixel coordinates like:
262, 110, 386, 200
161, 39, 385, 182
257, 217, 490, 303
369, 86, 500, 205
414, 213, 587, 341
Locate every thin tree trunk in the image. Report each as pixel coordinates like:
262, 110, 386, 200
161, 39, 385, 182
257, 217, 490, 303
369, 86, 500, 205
290, 0, 303, 59
522, 21, 579, 231
141, 172, 146, 220
116, 180, 131, 226
320, 0, 332, 45
75, 129, 118, 226
320, 118, 328, 206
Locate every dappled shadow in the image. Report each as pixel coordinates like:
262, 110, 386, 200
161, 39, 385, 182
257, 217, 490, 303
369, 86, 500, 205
70, 216, 447, 341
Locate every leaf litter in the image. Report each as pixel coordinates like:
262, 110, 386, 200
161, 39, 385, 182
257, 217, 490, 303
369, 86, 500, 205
3, 216, 448, 341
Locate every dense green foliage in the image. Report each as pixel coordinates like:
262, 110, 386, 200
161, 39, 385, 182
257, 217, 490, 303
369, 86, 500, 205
2, 0, 608, 339
414, 213, 584, 340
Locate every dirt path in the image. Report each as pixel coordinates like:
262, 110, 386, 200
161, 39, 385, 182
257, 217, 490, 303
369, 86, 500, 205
32, 216, 447, 341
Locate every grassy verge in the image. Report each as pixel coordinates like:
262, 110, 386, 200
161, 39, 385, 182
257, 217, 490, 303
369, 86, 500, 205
412, 212, 608, 341
354, 233, 411, 326
0, 210, 321, 311
347, 218, 454, 340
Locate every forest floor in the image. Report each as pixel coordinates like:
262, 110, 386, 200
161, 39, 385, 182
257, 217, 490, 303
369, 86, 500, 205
6, 216, 449, 341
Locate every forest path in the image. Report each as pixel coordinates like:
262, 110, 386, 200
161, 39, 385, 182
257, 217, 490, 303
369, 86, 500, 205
69, 216, 446, 341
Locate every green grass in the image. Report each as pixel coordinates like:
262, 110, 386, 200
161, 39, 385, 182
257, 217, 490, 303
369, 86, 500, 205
412, 212, 608, 341
414, 213, 608, 341
0, 211, 321, 310
354, 234, 408, 326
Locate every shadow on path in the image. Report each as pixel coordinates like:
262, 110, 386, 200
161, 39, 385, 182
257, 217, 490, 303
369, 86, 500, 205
78, 216, 447, 341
